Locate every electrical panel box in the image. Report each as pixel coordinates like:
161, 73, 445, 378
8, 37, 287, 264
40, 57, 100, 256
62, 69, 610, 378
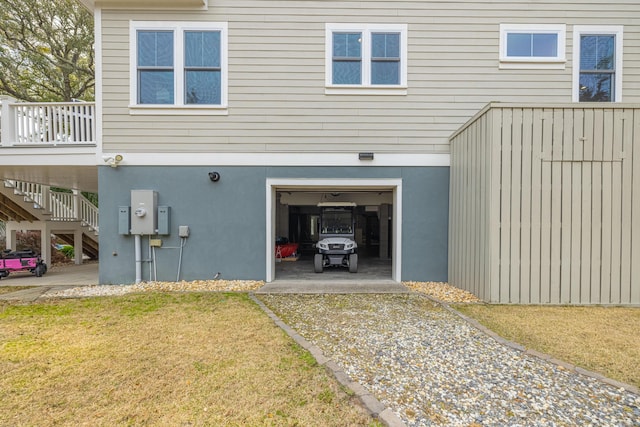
157, 206, 170, 235
178, 225, 190, 238
130, 190, 157, 235
118, 206, 131, 235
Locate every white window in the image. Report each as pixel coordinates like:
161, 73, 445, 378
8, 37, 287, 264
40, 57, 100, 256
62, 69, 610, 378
499, 24, 566, 69
573, 26, 623, 102
325, 23, 408, 95
130, 21, 228, 114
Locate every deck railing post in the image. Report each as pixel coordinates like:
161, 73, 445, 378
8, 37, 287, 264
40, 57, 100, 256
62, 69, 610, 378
72, 189, 80, 220
0, 96, 17, 147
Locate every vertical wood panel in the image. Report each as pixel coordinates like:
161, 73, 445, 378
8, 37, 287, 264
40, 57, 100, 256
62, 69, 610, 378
609, 110, 624, 304
540, 110, 553, 304
520, 109, 533, 304
450, 104, 640, 305
631, 112, 640, 304
489, 108, 502, 303
549, 109, 563, 304
570, 109, 584, 303
500, 108, 512, 302
474, 120, 482, 297
620, 110, 634, 304
600, 109, 614, 303
478, 114, 488, 299
581, 109, 594, 303
530, 109, 543, 304
510, 108, 522, 303
560, 109, 573, 303
591, 109, 604, 303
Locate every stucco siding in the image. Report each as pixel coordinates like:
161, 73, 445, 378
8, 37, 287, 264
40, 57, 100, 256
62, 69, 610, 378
100, 0, 640, 156
98, 165, 449, 284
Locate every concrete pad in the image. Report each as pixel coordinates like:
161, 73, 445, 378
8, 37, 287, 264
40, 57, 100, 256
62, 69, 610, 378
0, 263, 99, 287
255, 279, 409, 294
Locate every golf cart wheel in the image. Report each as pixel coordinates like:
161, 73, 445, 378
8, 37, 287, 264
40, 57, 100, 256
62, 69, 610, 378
349, 253, 358, 273
35, 264, 45, 277
314, 253, 324, 273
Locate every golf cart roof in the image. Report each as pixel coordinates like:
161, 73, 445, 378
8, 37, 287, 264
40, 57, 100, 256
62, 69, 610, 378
317, 202, 357, 207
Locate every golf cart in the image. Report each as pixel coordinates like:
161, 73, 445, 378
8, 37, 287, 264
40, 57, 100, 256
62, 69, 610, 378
0, 249, 47, 279
314, 202, 358, 273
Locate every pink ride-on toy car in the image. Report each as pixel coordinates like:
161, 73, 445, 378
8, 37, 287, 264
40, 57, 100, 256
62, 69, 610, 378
0, 249, 48, 279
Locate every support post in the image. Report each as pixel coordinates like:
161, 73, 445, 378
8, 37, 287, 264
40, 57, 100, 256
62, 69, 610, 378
41, 186, 50, 212
74, 229, 83, 265
72, 189, 80, 220
6, 227, 16, 251
0, 96, 16, 146
41, 222, 51, 267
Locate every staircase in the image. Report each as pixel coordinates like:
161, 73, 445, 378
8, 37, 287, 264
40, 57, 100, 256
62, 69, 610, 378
0, 179, 99, 259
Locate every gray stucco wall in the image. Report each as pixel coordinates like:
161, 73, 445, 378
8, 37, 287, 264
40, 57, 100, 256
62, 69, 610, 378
98, 166, 449, 284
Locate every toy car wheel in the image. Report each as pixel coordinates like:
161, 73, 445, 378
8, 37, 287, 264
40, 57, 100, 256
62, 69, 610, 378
348, 253, 358, 273
314, 253, 324, 273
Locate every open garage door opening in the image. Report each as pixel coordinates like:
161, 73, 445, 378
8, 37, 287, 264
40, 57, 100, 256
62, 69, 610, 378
266, 179, 402, 283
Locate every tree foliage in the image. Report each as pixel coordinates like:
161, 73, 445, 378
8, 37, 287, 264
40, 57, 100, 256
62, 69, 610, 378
0, 0, 94, 102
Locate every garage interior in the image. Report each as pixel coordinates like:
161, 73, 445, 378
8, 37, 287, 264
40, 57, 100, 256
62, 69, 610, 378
274, 189, 393, 281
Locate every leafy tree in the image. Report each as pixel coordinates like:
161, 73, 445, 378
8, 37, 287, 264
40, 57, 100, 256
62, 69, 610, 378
0, 0, 94, 102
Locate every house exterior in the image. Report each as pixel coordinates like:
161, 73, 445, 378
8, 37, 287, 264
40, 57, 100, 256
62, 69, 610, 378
4, 0, 638, 304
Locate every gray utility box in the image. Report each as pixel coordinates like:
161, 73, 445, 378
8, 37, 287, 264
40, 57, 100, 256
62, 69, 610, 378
131, 190, 157, 235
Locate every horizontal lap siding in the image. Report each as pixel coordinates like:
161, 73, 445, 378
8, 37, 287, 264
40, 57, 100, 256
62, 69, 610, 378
451, 104, 640, 305
101, 0, 640, 154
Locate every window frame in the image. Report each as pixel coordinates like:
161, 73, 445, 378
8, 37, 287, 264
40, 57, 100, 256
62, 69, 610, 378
572, 25, 623, 103
129, 21, 228, 115
325, 23, 408, 95
499, 24, 566, 69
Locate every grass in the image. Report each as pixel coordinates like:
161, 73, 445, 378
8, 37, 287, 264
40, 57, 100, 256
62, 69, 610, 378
455, 304, 640, 389
0, 292, 375, 426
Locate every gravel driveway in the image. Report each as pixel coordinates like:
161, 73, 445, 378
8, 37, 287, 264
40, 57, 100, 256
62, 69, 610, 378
258, 294, 640, 426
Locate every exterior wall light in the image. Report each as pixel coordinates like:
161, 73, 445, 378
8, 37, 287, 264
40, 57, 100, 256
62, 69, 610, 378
103, 154, 123, 168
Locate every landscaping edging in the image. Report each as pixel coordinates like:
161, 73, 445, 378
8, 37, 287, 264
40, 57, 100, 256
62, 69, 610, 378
422, 294, 640, 397
249, 294, 406, 427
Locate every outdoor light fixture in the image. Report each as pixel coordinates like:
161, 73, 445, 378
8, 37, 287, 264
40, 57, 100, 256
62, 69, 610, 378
359, 152, 374, 160
103, 154, 123, 168
208, 171, 221, 182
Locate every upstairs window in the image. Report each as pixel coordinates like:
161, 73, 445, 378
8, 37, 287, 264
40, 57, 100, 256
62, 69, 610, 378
326, 23, 407, 94
130, 21, 228, 113
573, 26, 623, 102
499, 24, 566, 69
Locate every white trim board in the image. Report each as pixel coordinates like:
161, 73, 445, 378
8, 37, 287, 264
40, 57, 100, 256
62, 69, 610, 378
266, 178, 402, 283
96, 152, 450, 167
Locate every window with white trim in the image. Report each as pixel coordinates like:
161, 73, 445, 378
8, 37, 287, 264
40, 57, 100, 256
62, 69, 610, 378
573, 26, 623, 102
499, 24, 566, 69
130, 21, 228, 112
325, 23, 407, 94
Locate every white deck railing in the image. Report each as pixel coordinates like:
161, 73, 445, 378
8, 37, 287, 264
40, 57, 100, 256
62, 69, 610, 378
0, 96, 96, 146
5, 180, 99, 233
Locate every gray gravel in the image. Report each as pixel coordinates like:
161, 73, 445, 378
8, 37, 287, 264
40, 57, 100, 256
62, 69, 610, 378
258, 294, 640, 427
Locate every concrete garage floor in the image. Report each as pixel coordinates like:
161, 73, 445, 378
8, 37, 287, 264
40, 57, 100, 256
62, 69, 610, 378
259, 252, 409, 294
